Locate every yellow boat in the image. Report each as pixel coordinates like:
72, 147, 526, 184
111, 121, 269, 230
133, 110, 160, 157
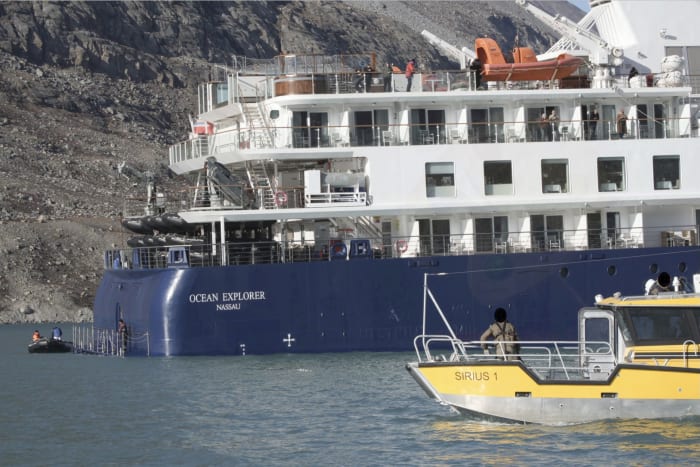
406, 274, 700, 424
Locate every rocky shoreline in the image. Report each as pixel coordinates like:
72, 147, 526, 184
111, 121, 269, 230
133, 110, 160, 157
0, 1, 578, 324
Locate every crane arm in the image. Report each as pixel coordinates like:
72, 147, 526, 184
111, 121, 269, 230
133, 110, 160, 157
421, 30, 476, 70
516, 0, 623, 65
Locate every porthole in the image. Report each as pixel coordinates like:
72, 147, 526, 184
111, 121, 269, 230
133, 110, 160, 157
607, 265, 617, 276
649, 263, 658, 274
679, 262, 687, 273
559, 267, 569, 278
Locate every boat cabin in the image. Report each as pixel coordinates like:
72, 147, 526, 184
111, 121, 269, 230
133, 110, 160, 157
587, 289, 700, 373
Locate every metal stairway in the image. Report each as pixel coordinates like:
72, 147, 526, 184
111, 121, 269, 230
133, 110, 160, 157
242, 102, 274, 149
245, 160, 277, 209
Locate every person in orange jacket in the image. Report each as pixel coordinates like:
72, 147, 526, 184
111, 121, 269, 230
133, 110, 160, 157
32, 330, 42, 342
405, 58, 415, 92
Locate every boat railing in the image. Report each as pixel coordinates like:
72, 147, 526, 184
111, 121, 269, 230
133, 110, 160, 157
169, 112, 698, 164
413, 334, 616, 381
109, 223, 700, 270
304, 191, 367, 206
210, 55, 698, 98
72, 324, 150, 357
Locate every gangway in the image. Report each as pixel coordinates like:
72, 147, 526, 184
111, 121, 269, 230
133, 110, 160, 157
72, 325, 150, 357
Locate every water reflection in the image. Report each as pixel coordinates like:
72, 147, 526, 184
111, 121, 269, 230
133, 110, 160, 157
427, 416, 700, 464
573, 418, 700, 454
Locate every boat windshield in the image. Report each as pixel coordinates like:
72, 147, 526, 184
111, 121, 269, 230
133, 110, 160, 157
623, 307, 698, 344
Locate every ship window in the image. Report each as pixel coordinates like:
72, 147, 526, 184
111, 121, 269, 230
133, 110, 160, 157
530, 214, 563, 251
665, 46, 683, 57
666, 46, 700, 91
474, 216, 508, 253
418, 219, 450, 255
653, 155, 680, 190
292, 111, 329, 148
606, 212, 620, 245
688, 47, 700, 86
586, 212, 603, 249
353, 109, 389, 147
411, 109, 445, 145
584, 317, 610, 352
526, 106, 559, 142
627, 308, 694, 343
597, 157, 625, 192
470, 107, 504, 143
214, 83, 228, 108
541, 159, 568, 193
425, 162, 455, 198
636, 105, 652, 139
484, 161, 512, 195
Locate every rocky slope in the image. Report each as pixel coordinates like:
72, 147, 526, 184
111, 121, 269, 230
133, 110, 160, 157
0, 1, 581, 324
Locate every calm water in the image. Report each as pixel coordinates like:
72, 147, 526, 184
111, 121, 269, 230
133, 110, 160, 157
2, 324, 700, 466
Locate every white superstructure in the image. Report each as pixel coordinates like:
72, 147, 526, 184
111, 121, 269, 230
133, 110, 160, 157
152, 0, 700, 259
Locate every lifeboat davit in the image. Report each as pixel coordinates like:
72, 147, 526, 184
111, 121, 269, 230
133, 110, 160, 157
475, 38, 584, 82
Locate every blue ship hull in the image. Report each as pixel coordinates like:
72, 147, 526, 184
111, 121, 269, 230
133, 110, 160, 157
93, 246, 700, 356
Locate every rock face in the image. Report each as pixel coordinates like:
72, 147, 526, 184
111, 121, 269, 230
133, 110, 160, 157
0, 1, 581, 324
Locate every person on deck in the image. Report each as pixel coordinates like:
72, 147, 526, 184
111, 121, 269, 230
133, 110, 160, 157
548, 109, 560, 141
352, 68, 364, 93
364, 64, 374, 92
52, 326, 62, 341
383, 63, 393, 92
469, 57, 482, 89
539, 113, 549, 141
480, 308, 519, 360
405, 58, 415, 92
589, 107, 599, 140
647, 271, 673, 295
616, 109, 628, 138
629, 66, 639, 82
118, 318, 128, 354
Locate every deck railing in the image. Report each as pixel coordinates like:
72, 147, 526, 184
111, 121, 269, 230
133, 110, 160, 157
170, 65, 700, 165
169, 114, 699, 165
104, 224, 700, 271
411, 334, 617, 382
72, 325, 150, 357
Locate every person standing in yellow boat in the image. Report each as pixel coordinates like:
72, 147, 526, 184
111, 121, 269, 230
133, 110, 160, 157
480, 307, 519, 360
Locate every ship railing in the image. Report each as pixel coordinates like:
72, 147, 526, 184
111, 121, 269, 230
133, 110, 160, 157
72, 324, 150, 357
390, 225, 698, 257
304, 191, 367, 206
413, 334, 617, 382
209, 54, 698, 99
197, 51, 699, 104
169, 111, 697, 164
687, 75, 700, 95
109, 224, 700, 270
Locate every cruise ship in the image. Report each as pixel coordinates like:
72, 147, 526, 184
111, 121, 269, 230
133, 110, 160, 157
93, 0, 700, 356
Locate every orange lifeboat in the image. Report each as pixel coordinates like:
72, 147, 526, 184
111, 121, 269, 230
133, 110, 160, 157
475, 38, 584, 82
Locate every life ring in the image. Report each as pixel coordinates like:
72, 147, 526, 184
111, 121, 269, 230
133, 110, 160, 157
396, 240, 408, 253
332, 244, 345, 254
275, 191, 288, 206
